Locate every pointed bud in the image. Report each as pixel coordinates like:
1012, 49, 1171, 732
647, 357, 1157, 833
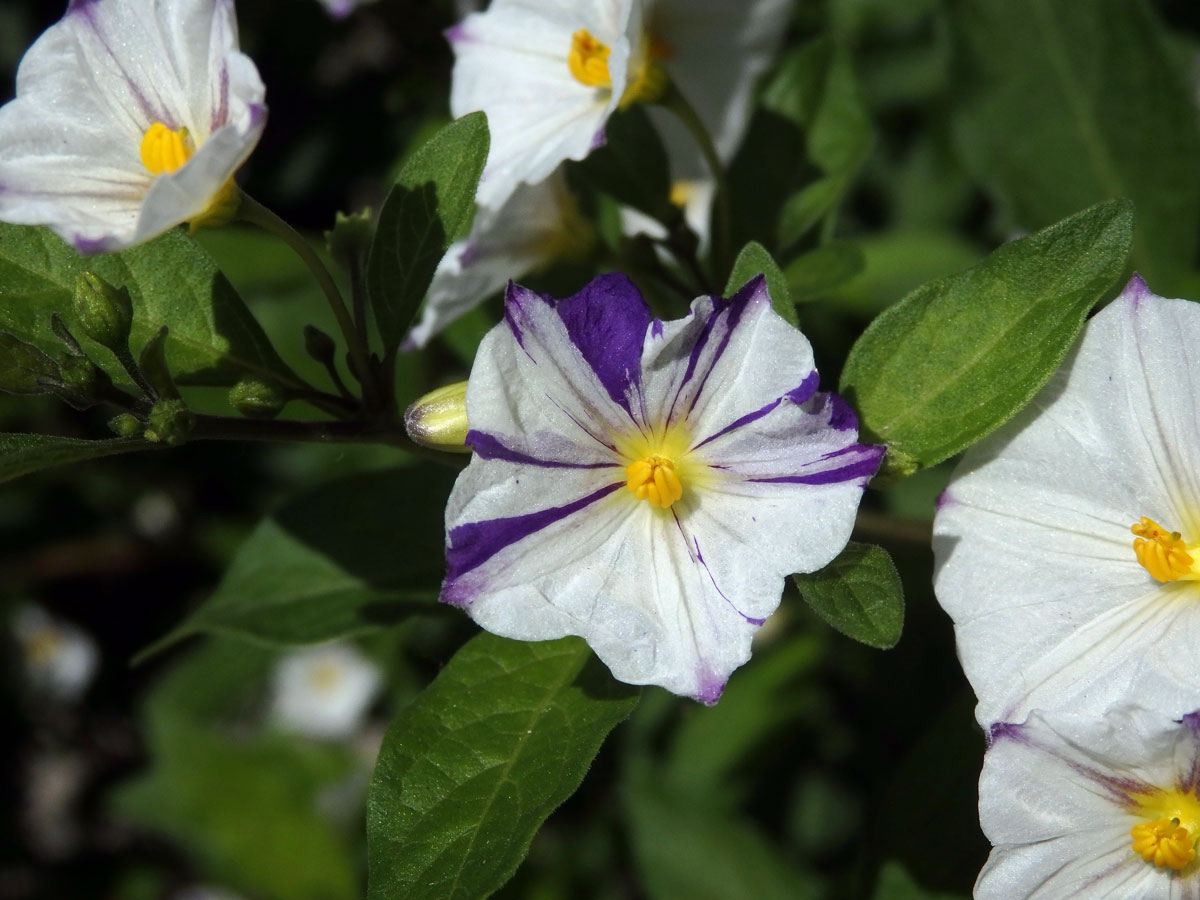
228, 377, 287, 419
324, 208, 373, 272
73, 272, 133, 351
304, 325, 338, 366
107, 413, 143, 438
52, 356, 111, 410
404, 381, 471, 452
143, 399, 194, 446
0, 333, 62, 396
50, 313, 85, 358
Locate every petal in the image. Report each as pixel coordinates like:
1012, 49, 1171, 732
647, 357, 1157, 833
934, 281, 1200, 725
975, 835, 1156, 900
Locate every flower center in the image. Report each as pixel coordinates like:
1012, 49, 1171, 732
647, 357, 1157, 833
140, 122, 194, 176
1131, 818, 1197, 870
25, 628, 63, 666
567, 29, 667, 108
626, 454, 683, 508
1131, 517, 1200, 582
307, 661, 344, 694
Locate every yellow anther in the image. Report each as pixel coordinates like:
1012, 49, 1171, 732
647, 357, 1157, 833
568, 29, 613, 89
140, 122, 194, 176
1132, 516, 1198, 582
1131, 818, 1197, 870
669, 181, 694, 209
25, 629, 63, 666
626, 455, 683, 509
307, 661, 343, 693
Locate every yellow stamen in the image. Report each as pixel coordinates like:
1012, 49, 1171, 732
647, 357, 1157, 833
669, 181, 694, 209
140, 122, 194, 176
307, 661, 343, 693
1131, 818, 1197, 870
626, 454, 683, 509
569, 30, 612, 88
1131, 516, 1200, 582
25, 629, 63, 667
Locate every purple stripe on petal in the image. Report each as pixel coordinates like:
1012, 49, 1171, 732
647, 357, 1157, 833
934, 489, 953, 511
591, 128, 607, 150
651, 318, 663, 338
682, 277, 769, 418
986, 721, 1024, 747
66, 0, 102, 14
466, 429, 618, 469
824, 393, 858, 431
73, 235, 109, 255
692, 398, 781, 450
211, 65, 229, 131
1122, 272, 1151, 308
553, 273, 650, 414
1180, 712, 1200, 793
694, 674, 725, 706
444, 23, 470, 44
443, 482, 623, 584
748, 445, 883, 485
786, 370, 820, 405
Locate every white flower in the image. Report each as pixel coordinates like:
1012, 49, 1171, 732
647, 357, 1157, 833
270, 643, 383, 740
448, 0, 790, 211
441, 272, 882, 702
978, 705, 1200, 899
622, 177, 716, 250
934, 276, 1200, 727
0, 0, 266, 254
407, 173, 591, 349
13, 605, 99, 703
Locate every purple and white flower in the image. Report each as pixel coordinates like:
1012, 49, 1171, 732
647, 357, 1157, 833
978, 706, 1200, 899
448, 0, 791, 211
0, 0, 266, 254
934, 276, 1200, 728
441, 272, 883, 702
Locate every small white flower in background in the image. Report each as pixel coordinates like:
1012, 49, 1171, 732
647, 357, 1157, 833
0, 0, 266, 254
441, 273, 882, 702
978, 706, 1200, 899
934, 276, 1200, 727
448, 0, 790, 211
13, 605, 99, 703
622, 177, 716, 251
270, 643, 383, 740
406, 173, 592, 349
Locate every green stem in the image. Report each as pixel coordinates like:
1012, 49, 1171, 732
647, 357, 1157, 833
238, 194, 376, 407
658, 80, 733, 273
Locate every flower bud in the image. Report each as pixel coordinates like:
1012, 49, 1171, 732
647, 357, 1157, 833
0, 333, 62, 395
73, 272, 133, 351
143, 399, 194, 446
404, 381, 471, 452
53, 355, 109, 410
138, 327, 179, 400
107, 413, 143, 438
324, 208, 373, 272
228, 377, 287, 419
304, 325, 338, 366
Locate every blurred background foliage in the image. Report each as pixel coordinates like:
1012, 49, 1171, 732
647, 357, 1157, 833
2, 0, 1200, 898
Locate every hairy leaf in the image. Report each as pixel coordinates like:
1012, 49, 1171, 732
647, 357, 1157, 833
794, 542, 904, 649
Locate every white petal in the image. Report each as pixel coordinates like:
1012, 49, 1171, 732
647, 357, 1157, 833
934, 281, 1200, 725
976, 836, 1156, 900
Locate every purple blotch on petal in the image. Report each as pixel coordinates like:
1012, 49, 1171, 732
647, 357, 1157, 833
1121, 272, 1152, 308
445, 22, 470, 44
934, 489, 953, 511
987, 720, 1025, 747
590, 128, 607, 150
466, 429, 618, 469
749, 445, 883, 486
443, 482, 623, 585
786, 370, 820, 406
66, 0, 103, 14
694, 675, 726, 706
651, 318, 663, 338
824, 393, 858, 432
553, 272, 651, 413
73, 235, 109, 256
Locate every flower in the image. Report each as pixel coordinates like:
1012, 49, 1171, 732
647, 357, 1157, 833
448, 0, 790, 211
440, 272, 883, 702
0, 0, 266, 254
934, 276, 1200, 727
977, 705, 1200, 899
13, 605, 99, 702
407, 173, 592, 349
270, 643, 383, 740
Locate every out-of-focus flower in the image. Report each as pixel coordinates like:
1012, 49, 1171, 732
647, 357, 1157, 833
407, 173, 592, 348
0, 0, 266, 254
622, 177, 716, 249
441, 273, 882, 702
934, 276, 1200, 727
270, 643, 383, 740
316, 0, 370, 19
13, 605, 99, 703
977, 706, 1200, 899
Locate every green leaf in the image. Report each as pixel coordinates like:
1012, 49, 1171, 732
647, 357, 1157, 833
785, 242, 865, 302
0, 333, 61, 394
777, 176, 846, 249
626, 778, 821, 900
794, 542, 904, 650
725, 242, 799, 328
167, 466, 457, 648
573, 106, 673, 224
0, 224, 298, 387
840, 198, 1133, 467
366, 633, 639, 900
950, 0, 1200, 293
367, 112, 490, 352
0, 432, 148, 485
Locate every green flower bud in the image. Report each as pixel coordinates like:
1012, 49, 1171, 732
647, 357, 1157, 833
73, 272, 133, 351
143, 399, 194, 446
107, 413, 143, 438
324, 208, 373, 272
0, 333, 62, 396
404, 381, 471, 453
304, 325, 338, 366
138, 327, 179, 400
53, 355, 109, 410
228, 377, 287, 419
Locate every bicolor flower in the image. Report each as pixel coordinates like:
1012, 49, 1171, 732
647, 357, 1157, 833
448, 0, 790, 210
13, 605, 99, 703
934, 276, 1200, 727
270, 643, 383, 740
441, 272, 883, 702
978, 706, 1200, 899
407, 173, 593, 348
0, 0, 266, 254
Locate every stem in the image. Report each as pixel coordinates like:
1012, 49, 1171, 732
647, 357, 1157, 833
658, 80, 733, 273
189, 414, 468, 469
238, 193, 376, 407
